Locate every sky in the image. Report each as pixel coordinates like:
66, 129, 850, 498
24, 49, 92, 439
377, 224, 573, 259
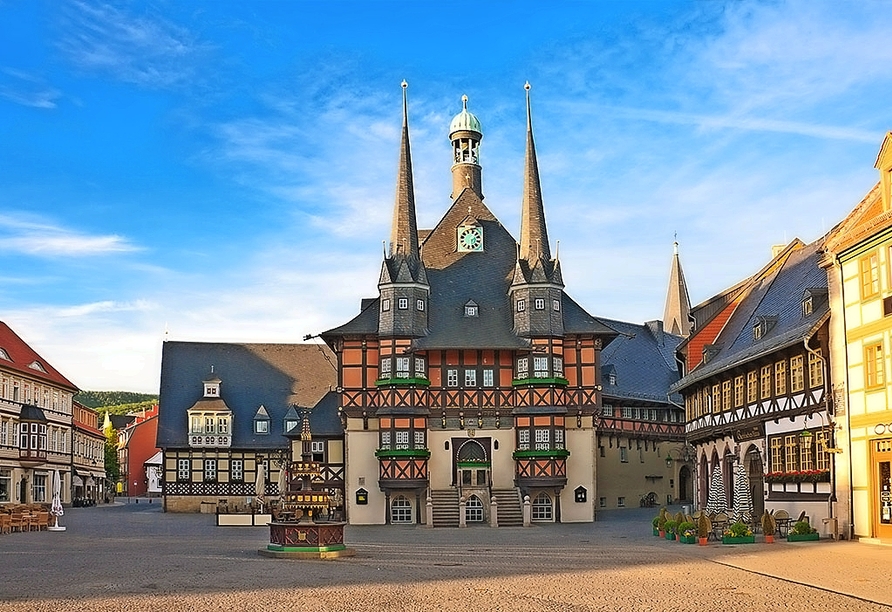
1, 1, 890, 394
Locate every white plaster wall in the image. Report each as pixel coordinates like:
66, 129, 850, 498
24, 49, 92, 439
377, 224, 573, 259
345, 420, 384, 525
562, 427, 595, 522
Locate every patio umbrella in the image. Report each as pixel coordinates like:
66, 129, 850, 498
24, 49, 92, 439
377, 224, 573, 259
254, 463, 266, 509
49, 470, 66, 532
705, 465, 726, 514
732, 462, 754, 523
277, 466, 287, 497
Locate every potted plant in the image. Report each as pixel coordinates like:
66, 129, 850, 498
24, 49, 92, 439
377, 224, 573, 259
652, 515, 661, 536
787, 520, 820, 542
663, 519, 678, 541
697, 513, 710, 546
656, 508, 668, 537
678, 521, 697, 544
761, 510, 777, 543
722, 520, 755, 544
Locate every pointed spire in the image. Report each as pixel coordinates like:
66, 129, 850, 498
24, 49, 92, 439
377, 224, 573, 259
389, 80, 419, 260
663, 239, 692, 337
519, 82, 551, 263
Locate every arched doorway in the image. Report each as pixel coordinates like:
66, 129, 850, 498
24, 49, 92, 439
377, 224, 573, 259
391, 495, 413, 524
745, 445, 765, 518
699, 454, 709, 509
678, 465, 693, 504
722, 450, 735, 511
465, 494, 484, 523
532, 492, 553, 522
456, 439, 489, 488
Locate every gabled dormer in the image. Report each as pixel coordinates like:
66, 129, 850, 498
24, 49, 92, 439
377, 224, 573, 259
283, 405, 300, 435
187, 370, 232, 448
253, 405, 270, 435
801, 288, 828, 317
752, 315, 778, 341
701, 344, 721, 364
875, 131, 892, 211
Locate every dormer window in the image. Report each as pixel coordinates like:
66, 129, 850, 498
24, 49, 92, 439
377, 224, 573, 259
752, 315, 778, 341
0, 348, 9, 361
28, 361, 46, 373
253, 405, 270, 435
283, 405, 300, 434
464, 300, 479, 317
801, 288, 826, 318
802, 295, 813, 317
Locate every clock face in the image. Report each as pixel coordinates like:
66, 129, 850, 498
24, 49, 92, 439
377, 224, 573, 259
459, 226, 483, 251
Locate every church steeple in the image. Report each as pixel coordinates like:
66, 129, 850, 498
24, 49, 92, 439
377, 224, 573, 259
378, 81, 429, 338
519, 81, 551, 263
663, 240, 692, 337
390, 80, 420, 261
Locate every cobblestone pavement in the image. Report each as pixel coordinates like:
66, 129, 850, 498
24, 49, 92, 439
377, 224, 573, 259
0, 502, 889, 611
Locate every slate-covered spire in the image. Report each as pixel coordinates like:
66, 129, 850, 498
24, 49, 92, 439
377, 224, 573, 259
662, 240, 692, 337
389, 80, 420, 261
519, 82, 551, 264
510, 83, 564, 338
378, 81, 429, 338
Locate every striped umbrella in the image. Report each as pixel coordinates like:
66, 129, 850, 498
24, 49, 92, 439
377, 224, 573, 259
732, 463, 754, 523
705, 465, 726, 514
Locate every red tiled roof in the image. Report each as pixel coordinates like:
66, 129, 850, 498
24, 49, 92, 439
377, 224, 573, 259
0, 321, 78, 391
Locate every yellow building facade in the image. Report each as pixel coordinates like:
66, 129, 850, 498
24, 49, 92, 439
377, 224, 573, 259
823, 132, 892, 541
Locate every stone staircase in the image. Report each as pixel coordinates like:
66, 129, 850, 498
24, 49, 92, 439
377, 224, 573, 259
491, 488, 524, 527
430, 489, 460, 527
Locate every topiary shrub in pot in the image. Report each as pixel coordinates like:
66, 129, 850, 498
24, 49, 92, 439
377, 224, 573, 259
697, 512, 711, 546
761, 510, 777, 543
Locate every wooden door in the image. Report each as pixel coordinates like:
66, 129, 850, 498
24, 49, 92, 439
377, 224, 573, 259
872, 439, 892, 540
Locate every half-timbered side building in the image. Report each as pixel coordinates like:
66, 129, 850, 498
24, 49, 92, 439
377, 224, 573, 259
672, 239, 834, 522
157, 342, 340, 512
320, 84, 619, 526
597, 319, 688, 510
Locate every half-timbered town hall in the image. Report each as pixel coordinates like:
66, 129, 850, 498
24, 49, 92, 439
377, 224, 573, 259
320, 83, 620, 525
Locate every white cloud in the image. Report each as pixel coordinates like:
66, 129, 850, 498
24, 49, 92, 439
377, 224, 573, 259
56, 0, 208, 89
0, 214, 140, 257
0, 68, 60, 109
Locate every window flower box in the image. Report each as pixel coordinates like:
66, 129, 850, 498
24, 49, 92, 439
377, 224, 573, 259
764, 470, 830, 484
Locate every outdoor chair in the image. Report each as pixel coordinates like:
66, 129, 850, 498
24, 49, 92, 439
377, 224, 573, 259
774, 509, 791, 536
35, 511, 49, 531
9, 513, 23, 533
0, 514, 10, 534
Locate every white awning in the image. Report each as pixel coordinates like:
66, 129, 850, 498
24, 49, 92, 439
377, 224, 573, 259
72, 475, 84, 487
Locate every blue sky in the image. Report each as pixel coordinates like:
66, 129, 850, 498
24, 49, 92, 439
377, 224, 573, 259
0, 1, 889, 393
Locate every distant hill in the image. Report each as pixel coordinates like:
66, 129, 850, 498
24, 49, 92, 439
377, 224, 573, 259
74, 391, 158, 416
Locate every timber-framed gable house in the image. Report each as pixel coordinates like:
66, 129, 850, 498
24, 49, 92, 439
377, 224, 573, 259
671, 238, 834, 521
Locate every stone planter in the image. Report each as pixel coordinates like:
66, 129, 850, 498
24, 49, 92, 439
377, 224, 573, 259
787, 533, 820, 542
722, 535, 756, 544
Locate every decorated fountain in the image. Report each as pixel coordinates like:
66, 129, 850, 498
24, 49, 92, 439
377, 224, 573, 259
259, 409, 353, 559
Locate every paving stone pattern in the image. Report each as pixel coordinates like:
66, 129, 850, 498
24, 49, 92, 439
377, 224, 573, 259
0, 502, 888, 611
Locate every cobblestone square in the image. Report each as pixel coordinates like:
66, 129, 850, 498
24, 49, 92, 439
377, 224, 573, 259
0, 502, 888, 612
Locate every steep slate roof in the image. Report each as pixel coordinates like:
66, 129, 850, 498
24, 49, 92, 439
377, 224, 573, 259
324, 188, 617, 348
0, 320, 78, 391
671, 238, 828, 392
599, 319, 683, 404
157, 341, 338, 449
